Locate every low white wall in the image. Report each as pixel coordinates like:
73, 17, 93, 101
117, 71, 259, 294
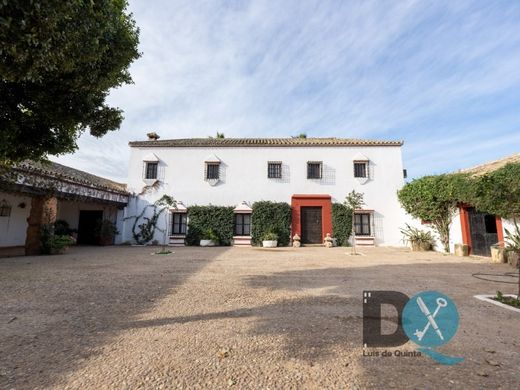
0, 192, 31, 247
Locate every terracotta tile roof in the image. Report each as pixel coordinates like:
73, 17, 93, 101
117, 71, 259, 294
129, 137, 403, 148
459, 153, 520, 176
14, 160, 128, 194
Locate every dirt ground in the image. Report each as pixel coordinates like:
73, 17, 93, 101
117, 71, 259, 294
1, 246, 519, 389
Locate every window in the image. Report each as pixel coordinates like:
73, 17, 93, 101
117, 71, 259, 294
307, 161, 322, 179
354, 162, 368, 178
354, 213, 371, 236
0, 200, 11, 217
484, 215, 497, 234
267, 162, 282, 178
206, 163, 220, 180
145, 162, 158, 179
234, 213, 251, 236
171, 213, 187, 235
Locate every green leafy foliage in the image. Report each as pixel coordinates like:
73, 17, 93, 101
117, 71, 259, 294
470, 163, 520, 219
251, 201, 292, 246
398, 174, 469, 252
262, 232, 278, 241
0, 0, 140, 164
504, 223, 520, 252
40, 224, 74, 255
332, 203, 352, 246
186, 206, 234, 246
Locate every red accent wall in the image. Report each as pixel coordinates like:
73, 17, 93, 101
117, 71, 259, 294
291, 194, 333, 242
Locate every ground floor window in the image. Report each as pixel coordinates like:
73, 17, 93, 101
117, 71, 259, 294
234, 213, 251, 236
171, 212, 187, 235
354, 213, 371, 236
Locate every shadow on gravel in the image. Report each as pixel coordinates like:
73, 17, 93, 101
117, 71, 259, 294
0, 246, 228, 389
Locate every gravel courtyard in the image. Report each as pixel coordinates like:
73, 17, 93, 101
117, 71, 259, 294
1, 246, 519, 389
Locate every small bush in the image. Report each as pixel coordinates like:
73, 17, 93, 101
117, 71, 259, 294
332, 203, 352, 246
186, 205, 234, 245
262, 232, 278, 241
251, 201, 292, 246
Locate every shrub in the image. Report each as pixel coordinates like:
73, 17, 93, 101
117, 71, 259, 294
332, 203, 352, 246
251, 201, 292, 246
54, 219, 71, 236
95, 219, 119, 245
186, 205, 234, 245
262, 232, 278, 241
400, 224, 435, 250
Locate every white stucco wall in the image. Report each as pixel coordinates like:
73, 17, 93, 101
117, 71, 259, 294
124, 145, 408, 246
0, 192, 31, 247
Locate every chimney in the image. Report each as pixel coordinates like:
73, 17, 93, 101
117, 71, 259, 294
147, 132, 160, 141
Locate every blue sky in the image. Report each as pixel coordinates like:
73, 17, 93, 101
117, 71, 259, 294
53, 0, 520, 182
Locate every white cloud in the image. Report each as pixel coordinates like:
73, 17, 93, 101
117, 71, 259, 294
52, 0, 520, 181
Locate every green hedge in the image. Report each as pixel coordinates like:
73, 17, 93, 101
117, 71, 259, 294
186, 205, 234, 246
332, 203, 352, 246
251, 201, 292, 246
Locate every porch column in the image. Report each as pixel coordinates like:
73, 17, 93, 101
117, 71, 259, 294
25, 196, 58, 255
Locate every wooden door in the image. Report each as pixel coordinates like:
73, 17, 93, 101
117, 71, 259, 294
468, 207, 498, 256
301, 207, 322, 244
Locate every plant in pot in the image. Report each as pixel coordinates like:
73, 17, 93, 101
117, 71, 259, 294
41, 224, 75, 255
262, 231, 278, 248
400, 224, 435, 251
504, 223, 520, 270
200, 228, 219, 247
95, 219, 119, 246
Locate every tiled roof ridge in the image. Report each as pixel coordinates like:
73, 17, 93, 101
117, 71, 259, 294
129, 137, 403, 147
15, 160, 128, 194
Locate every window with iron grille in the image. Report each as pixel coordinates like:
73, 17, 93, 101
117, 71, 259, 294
354, 162, 368, 178
307, 162, 322, 179
267, 162, 282, 178
171, 213, 187, 235
145, 162, 158, 179
0, 200, 11, 217
354, 213, 371, 236
234, 213, 251, 236
206, 163, 220, 180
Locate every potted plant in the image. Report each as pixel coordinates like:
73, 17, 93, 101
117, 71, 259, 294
490, 242, 506, 263
95, 219, 119, 246
505, 224, 520, 269
262, 232, 278, 248
400, 224, 435, 251
41, 225, 75, 254
200, 228, 219, 247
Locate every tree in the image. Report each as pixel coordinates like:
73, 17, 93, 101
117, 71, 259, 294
344, 190, 364, 255
398, 174, 469, 252
0, 1, 140, 165
470, 163, 520, 221
216, 132, 225, 139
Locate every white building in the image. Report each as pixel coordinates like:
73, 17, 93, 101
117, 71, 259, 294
122, 135, 408, 247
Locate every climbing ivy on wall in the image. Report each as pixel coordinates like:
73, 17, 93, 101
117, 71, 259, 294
185, 205, 234, 246
332, 203, 352, 246
251, 201, 292, 246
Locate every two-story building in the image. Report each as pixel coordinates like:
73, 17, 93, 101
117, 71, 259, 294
122, 135, 408, 247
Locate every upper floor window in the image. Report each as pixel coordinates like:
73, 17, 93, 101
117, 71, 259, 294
171, 212, 187, 235
145, 162, 158, 179
0, 200, 11, 217
354, 162, 368, 178
267, 162, 282, 179
354, 213, 371, 236
234, 213, 251, 236
307, 161, 322, 179
206, 162, 220, 180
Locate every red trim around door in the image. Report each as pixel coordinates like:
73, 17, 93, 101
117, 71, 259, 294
496, 216, 504, 246
291, 194, 333, 243
460, 206, 472, 251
